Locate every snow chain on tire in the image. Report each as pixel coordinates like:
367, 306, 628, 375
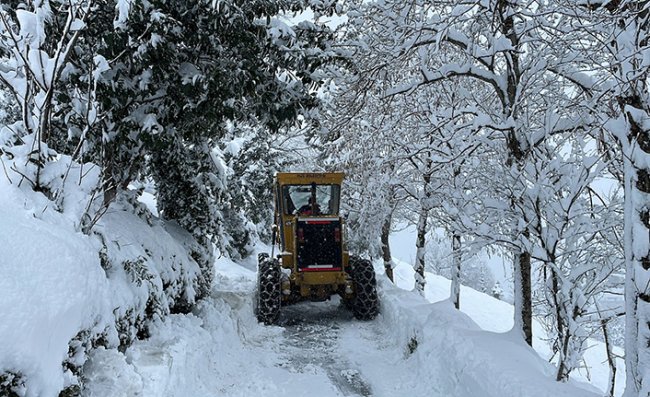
256, 253, 281, 325
349, 256, 379, 320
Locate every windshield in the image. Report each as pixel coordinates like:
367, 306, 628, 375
282, 184, 340, 215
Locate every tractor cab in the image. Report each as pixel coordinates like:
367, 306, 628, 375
275, 173, 345, 275
278, 173, 342, 216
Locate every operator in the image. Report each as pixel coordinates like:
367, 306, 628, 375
298, 196, 321, 215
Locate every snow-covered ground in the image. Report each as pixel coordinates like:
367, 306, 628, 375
84, 255, 364, 397
83, 243, 613, 397
1, 168, 622, 396
389, 230, 625, 397
0, 165, 202, 397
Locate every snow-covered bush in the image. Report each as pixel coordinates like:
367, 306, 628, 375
0, 372, 25, 397
0, 145, 205, 395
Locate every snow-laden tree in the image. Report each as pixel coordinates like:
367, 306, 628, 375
0, 0, 343, 305
525, 135, 623, 380
0, 0, 96, 191
330, 0, 538, 335
326, 2, 627, 382
545, 0, 650, 391
326, 117, 407, 278
563, 0, 650, 394
608, 4, 650, 394
338, 0, 620, 350
319, 53, 411, 278
2, 0, 341, 246
322, 7, 497, 292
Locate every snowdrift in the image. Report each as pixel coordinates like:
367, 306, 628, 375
377, 277, 599, 397
0, 157, 204, 396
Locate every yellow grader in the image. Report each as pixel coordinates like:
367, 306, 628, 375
255, 172, 379, 324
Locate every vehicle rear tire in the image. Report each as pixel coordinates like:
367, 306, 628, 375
255, 254, 281, 325
349, 256, 379, 320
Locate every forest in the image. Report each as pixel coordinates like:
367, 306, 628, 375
0, 1, 649, 396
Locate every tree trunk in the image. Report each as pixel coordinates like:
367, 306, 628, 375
602, 316, 617, 397
414, 172, 432, 295
595, 298, 617, 397
498, 0, 532, 347
381, 214, 394, 282
414, 206, 428, 295
513, 248, 533, 346
450, 232, 461, 309
611, 4, 650, 394
623, 137, 650, 395
550, 268, 569, 381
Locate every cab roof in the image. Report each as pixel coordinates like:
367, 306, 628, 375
275, 172, 345, 186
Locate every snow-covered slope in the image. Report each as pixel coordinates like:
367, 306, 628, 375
379, 267, 604, 397
0, 165, 203, 396
390, 227, 625, 396
349, 287, 596, 396
405, 268, 625, 397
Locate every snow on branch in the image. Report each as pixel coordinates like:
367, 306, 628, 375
385, 63, 505, 106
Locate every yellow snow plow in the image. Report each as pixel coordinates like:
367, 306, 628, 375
254, 172, 379, 324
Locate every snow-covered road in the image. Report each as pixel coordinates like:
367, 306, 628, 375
278, 301, 374, 396
84, 256, 398, 397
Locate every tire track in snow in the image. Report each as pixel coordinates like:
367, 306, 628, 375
277, 299, 374, 397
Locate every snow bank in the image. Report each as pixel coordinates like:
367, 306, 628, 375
84, 296, 280, 397
389, 237, 625, 396
376, 276, 600, 397
0, 185, 112, 395
0, 158, 204, 396
418, 272, 626, 396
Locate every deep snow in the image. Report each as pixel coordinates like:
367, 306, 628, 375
82, 249, 608, 397
391, 225, 625, 396
0, 185, 112, 396
0, 165, 202, 397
